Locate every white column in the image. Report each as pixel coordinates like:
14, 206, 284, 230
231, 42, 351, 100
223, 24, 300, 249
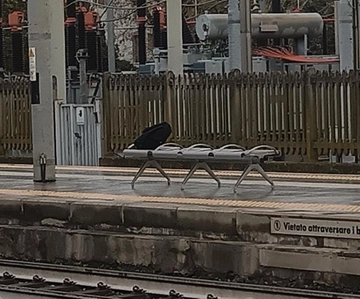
50, 0, 67, 170
107, 0, 116, 72
166, 0, 183, 75
28, 0, 66, 181
239, 0, 252, 73
228, 0, 241, 70
335, 0, 354, 71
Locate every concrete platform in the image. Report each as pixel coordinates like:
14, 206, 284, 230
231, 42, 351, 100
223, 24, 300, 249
0, 164, 359, 211
1, 164, 360, 290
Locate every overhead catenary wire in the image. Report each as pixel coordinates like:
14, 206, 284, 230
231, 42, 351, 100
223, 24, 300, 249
70, 0, 168, 24
98, 0, 114, 19
185, 0, 227, 20
67, 0, 226, 12
64, 0, 230, 26
182, 0, 224, 7
65, 0, 166, 11
100, 1, 166, 24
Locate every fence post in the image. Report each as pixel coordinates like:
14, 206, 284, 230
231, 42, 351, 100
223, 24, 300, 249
304, 70, 318, 162
102, 72, 111, 155
0, 83, 3, 156
165, 71, 175, 131
0, 127, 3, 155
230, 70, 241, 144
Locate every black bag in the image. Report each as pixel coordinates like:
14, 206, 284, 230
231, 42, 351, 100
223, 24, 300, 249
134, 122, 172, 150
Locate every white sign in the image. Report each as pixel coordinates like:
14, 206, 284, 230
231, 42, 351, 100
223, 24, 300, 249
76, 107, 85, 125
271, 217, 360, 239
29, 47, 36, 82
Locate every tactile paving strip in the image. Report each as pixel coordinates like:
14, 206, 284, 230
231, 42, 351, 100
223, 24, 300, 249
0, 164, 359, 183
0, 188, 360, 213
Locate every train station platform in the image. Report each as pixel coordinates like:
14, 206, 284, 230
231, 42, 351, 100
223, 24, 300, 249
1, 164, 360, 291
0, 163, 359, 211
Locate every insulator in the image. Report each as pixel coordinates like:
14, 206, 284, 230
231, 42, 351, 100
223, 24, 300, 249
8, 11, 24, 30
66, 24, 77, 67
182, 15, 193, 45
96, 31, 104, 72
11, 31, 24, 73
138, 24, 146, 64
65, 1, 76, 68
76, 11, 86, 50
66, 0, 76, 18
272, 0, 281, 13
161, 30, 167, 49
86, 30, 97, 71
137, 0, 146, 18
153, 9, 162, 48
0, 27, 4, 70
85, 11, 98, 30
137, 0, 146, 64
22, 30, 29, 73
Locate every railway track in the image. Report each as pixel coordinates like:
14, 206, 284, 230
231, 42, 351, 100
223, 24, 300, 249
0, 260, 359, 299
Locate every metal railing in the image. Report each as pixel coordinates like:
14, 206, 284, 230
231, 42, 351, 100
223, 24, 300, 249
104, 71, 360, 161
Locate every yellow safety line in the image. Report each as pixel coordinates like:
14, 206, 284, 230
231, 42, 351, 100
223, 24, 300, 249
0, 164, 359, 182
0, 188, 359, 213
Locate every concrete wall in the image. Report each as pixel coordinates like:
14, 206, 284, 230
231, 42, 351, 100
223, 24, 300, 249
2, 198, 360, 288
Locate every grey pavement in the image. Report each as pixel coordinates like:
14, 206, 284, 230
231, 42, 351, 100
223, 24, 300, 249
0, 165, 359, 206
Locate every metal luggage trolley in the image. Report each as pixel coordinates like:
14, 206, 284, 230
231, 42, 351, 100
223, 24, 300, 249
122, 143, 280, 192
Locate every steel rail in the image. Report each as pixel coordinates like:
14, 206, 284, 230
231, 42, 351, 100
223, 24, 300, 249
0, 259, 359, 299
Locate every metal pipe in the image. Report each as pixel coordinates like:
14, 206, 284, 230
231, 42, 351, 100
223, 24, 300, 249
228, 0, 241, 70
196, 13, 324, 40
